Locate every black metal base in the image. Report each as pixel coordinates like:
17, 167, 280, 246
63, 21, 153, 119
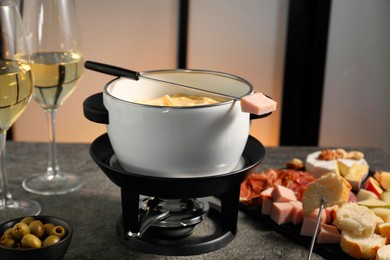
116, 202, 235, 256
89, 133, 266, 255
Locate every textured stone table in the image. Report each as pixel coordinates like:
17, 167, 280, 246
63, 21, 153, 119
3, 139, 390, 259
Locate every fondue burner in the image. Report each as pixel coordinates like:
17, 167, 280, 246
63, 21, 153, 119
131, 196, 209, 238
89, 133, 265, 255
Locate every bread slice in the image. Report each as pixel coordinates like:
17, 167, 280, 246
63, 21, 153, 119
302, 172, 351, 214
333, 203, 384, 236
376, 244, 390, 260
340, 231, 386, 259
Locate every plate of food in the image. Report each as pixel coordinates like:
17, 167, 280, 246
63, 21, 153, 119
239, 148, 390, 260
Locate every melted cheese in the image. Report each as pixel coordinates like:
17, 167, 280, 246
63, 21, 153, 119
135, 94, 228, 107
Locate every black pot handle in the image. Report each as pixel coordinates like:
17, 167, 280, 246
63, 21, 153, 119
83, 92, 109, 124
250, 111, 272, 120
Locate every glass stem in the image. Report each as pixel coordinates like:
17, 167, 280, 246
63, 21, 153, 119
45, 109, 61, 179
0, 132, 13, 208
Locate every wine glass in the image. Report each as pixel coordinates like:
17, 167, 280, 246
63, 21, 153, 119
21, 0, 83, 195
0, 0, 41, 221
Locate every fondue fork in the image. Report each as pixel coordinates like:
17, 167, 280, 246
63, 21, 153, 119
307, 198, 325, 260
84, 60, 240, 100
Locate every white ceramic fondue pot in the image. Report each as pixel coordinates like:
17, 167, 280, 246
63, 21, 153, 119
100, 69, 262, 178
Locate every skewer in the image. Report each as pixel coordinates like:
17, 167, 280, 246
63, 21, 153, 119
307, 198, 325, 260
84, 61, 240, 100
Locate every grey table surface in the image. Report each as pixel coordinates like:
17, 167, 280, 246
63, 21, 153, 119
3, 139, 390, 260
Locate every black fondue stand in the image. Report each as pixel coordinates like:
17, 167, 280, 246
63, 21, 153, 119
83, 93, 269, 255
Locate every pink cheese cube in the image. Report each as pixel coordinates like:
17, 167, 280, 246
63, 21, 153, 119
289, 201, 303, 225
260, 187, 274, 198
317, 224, 340, 244
240, 92, 277, 115
272, 185, 297, 202
261, 197, 273, 215
300, 209, 327, 237
270, 202, 293, 225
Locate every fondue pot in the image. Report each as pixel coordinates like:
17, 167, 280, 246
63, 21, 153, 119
83, 69, 271, 178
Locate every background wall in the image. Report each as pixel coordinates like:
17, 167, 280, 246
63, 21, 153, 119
320, 0, 390, 147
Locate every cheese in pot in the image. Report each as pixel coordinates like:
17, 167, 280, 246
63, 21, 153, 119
135, 94, 228, 106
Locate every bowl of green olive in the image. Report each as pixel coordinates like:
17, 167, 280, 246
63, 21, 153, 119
0, 215, 72, 260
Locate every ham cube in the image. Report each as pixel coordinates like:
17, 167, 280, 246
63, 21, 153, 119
289, 201, 303, 225
324, 205, 338, 224
300, 208, 327, 237
260, 187, 274, 198
272, 185, 297, 202
270, 202, 293, 225
261, 197, 273, 215
317, 224, 340, 244
240, 92, 277, 115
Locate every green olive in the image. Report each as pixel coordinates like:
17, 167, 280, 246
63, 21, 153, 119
21, 234, 42, 248
0, 234, 18, 248
43, 223, 55, 237
20, 216, 35, 225
49, 226, 66, 239
12, 222, 30, 240
43, 235, 61, 247
29, 220, 44, 238
3, 228, 14, 238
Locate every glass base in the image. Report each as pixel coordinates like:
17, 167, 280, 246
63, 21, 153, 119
22, 172, 83, 195
0, 199, 41, 223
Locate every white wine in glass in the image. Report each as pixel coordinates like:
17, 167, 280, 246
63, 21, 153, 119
22, 0, 84, 195
0, 0, 41, 222
30, 51, 83, 110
